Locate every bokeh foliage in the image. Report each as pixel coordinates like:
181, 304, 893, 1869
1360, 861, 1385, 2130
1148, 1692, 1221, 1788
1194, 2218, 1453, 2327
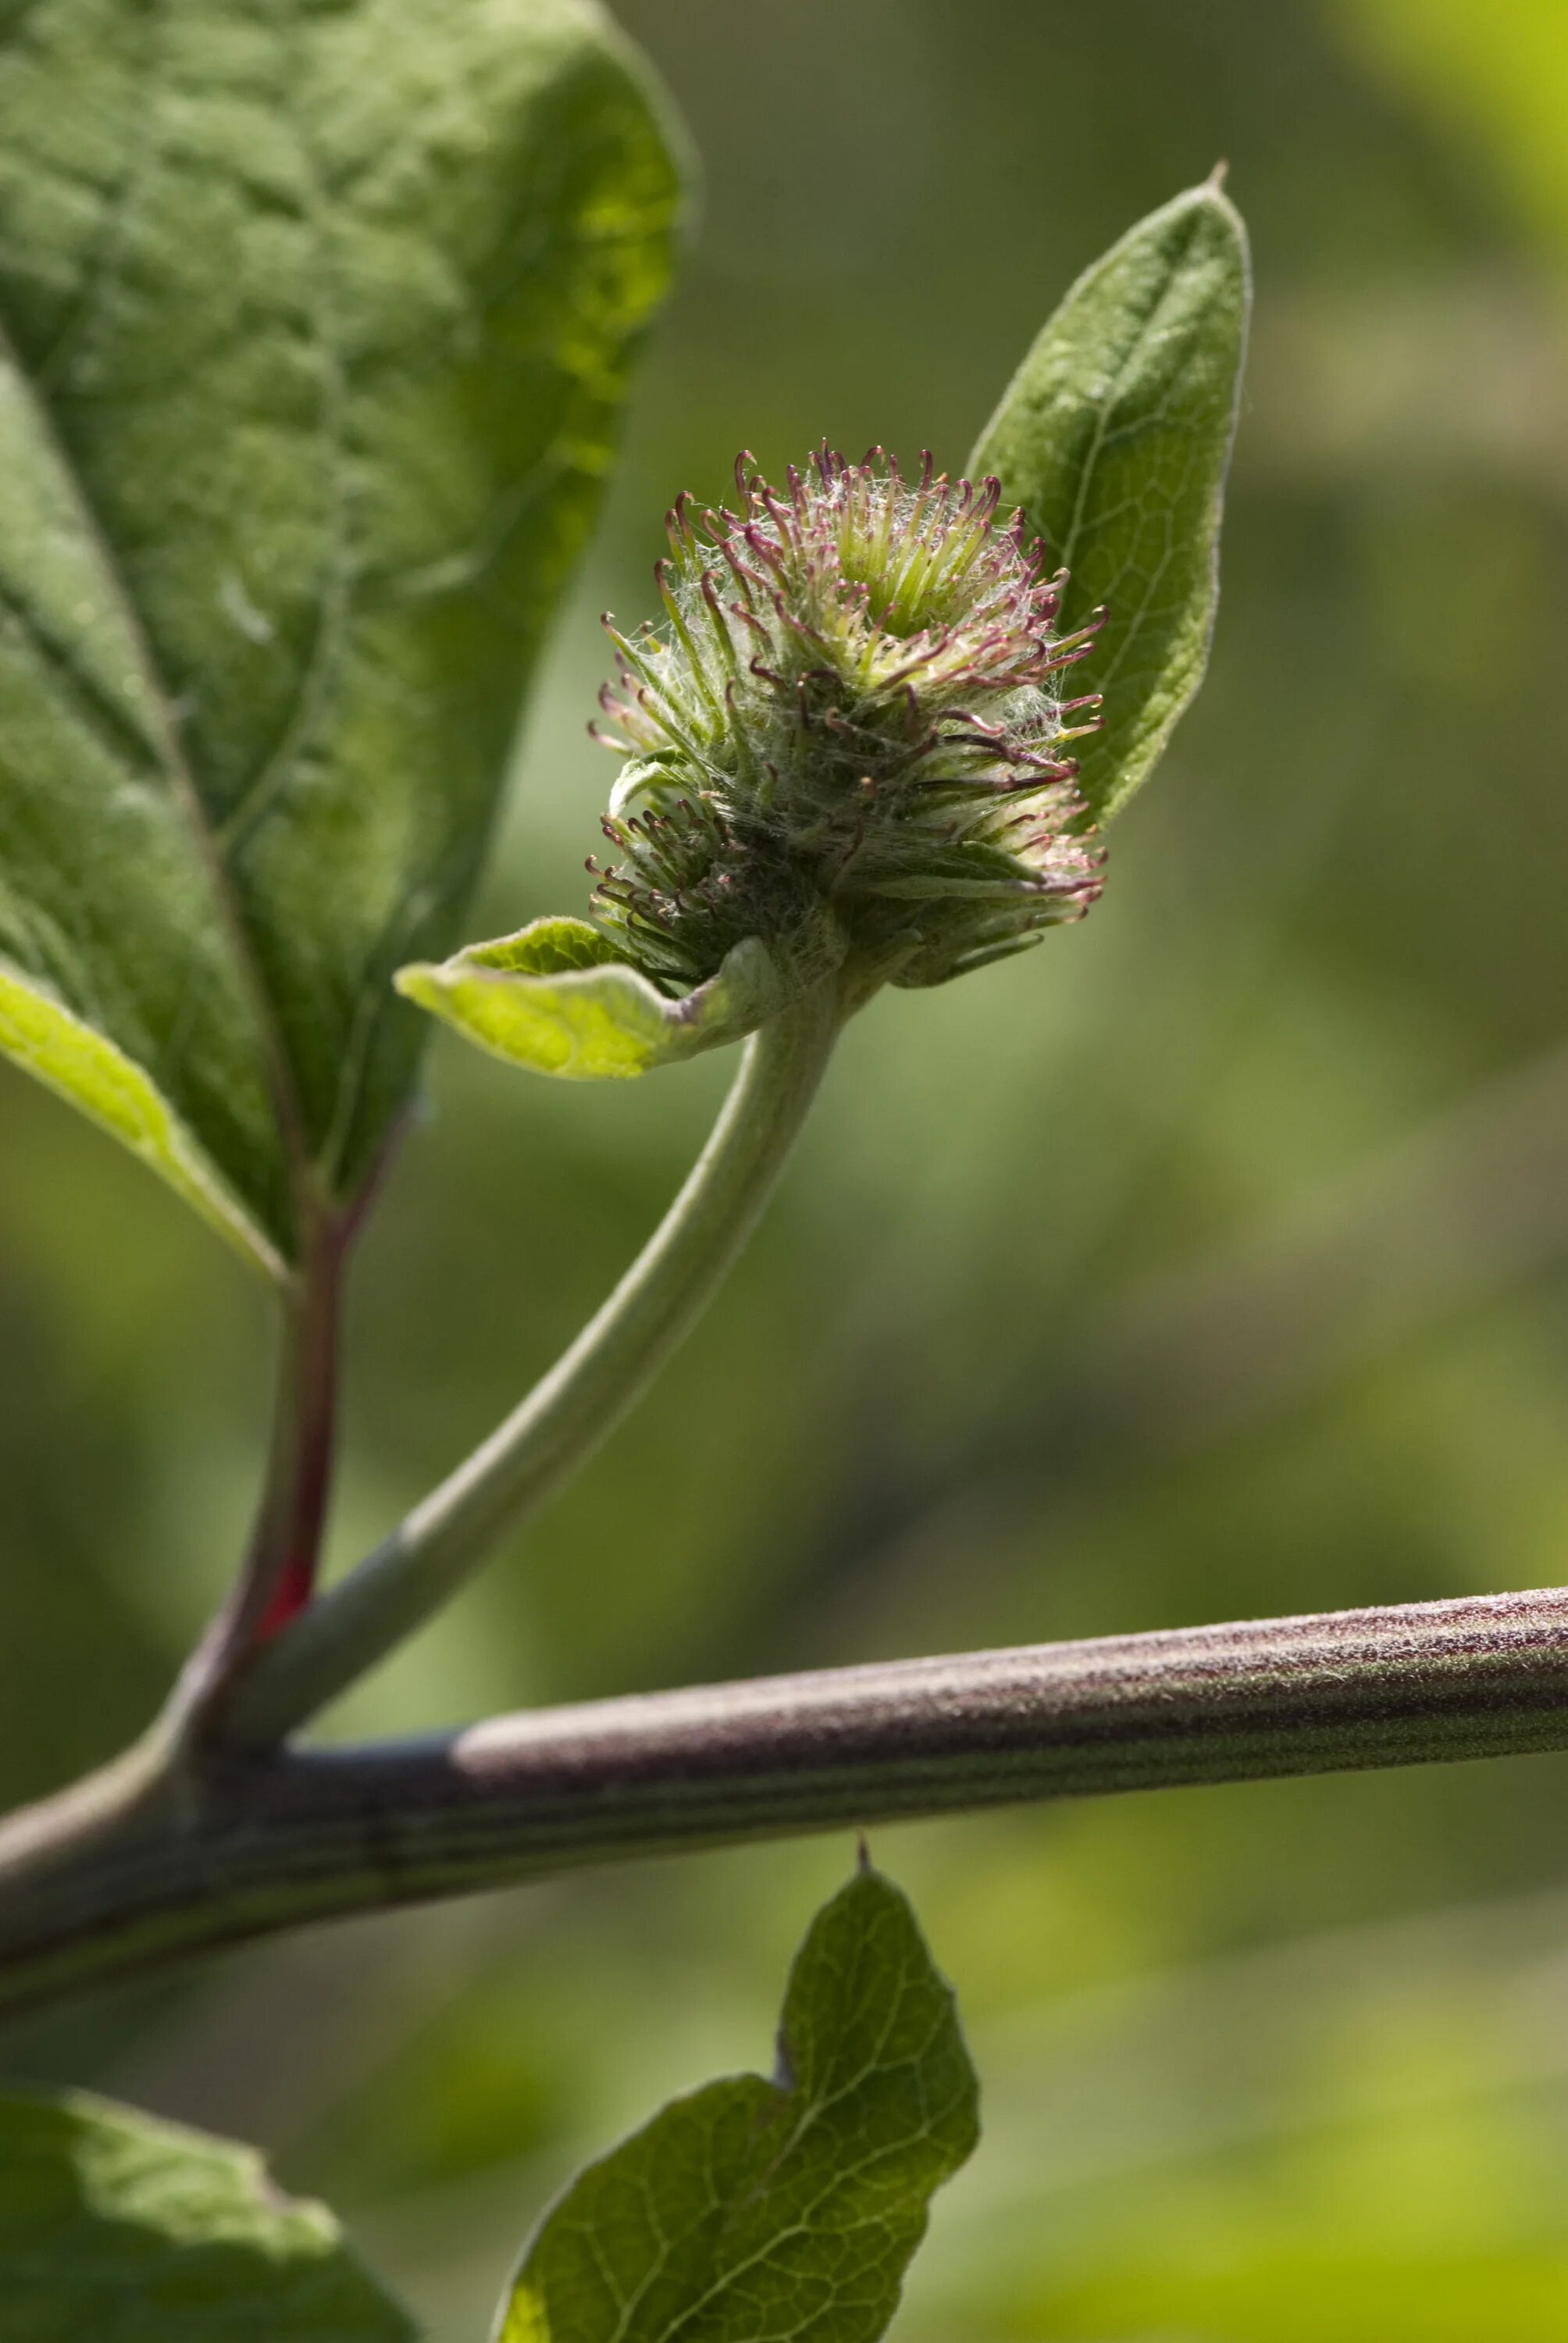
0, 2088, 412, 2341
5, 1, 1568, 2338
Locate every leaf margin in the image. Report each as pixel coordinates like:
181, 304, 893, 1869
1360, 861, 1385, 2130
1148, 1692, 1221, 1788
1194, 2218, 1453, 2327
395, 924, 790, 1080
0, 2080, 416, 2340
494, 1863, 980, 2343
968, 173, 1252, 826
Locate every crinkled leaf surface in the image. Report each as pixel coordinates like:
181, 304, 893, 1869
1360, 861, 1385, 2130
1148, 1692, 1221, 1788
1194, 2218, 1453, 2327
971, 180, 1249, 825
497, 1867, 979, 2342
0, 2087, 414, 2341
0, 0, 682, 1272
397, 923, 789, 1079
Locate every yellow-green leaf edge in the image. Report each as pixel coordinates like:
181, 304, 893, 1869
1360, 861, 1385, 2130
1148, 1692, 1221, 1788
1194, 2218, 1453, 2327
0, 961, 284, 1278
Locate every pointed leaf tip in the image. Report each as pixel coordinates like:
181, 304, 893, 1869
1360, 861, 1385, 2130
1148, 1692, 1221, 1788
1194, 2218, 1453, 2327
970, 178, 1251, 825
496, 1867, 978, 2343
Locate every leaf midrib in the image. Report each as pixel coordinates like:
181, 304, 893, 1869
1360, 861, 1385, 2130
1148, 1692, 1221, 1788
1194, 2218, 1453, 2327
0, 14, 317, 1250
1053, 201, 1213, 695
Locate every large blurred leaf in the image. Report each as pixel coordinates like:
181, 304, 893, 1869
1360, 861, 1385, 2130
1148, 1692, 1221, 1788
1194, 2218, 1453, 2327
0, 2087, 414, 2340
0, 0, 682, 1274
497, 1866, 978, 2342
1339, 0, 1568, 258
1023, 2246, 1568, 2339
971, 180, 1249, 824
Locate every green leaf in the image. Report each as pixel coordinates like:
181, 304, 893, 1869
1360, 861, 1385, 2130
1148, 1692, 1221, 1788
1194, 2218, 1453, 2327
397, 925, 791, 1079
970, 177, 1250, 825
0, 0, 682, 1274
496, 1865, 979, 2342
0, 2086, 415, 2340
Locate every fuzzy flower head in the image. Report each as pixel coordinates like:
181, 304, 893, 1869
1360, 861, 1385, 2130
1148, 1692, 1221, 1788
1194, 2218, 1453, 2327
587, 447, 1107, 1002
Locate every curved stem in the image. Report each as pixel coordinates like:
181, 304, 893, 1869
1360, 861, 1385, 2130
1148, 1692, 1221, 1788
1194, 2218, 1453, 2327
5, 1584, 1568, 2016
224, 983, 844, 1749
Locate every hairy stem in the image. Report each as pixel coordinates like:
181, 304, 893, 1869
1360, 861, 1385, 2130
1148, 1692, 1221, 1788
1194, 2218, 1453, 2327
4, 1585, 1568, 2016
163, 1212, 345, 1742
223, 984, 844, 1749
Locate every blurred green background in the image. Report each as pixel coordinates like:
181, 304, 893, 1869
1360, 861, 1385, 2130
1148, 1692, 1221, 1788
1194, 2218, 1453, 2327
6, 1, 1568, 2334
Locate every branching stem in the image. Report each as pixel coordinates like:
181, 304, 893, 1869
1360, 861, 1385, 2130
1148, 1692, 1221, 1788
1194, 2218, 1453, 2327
12, 982, 1564, 2030
223, 982, 844, 1748
3, 1585, 1568, 2017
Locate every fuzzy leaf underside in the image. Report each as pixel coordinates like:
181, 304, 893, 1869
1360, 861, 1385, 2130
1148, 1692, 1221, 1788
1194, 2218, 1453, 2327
496, 1867, 979, 2343
0, 2088, 414, 2341
397, 922, 788, 1079
971, 179, 1250, 825
0, 0, 682, 1271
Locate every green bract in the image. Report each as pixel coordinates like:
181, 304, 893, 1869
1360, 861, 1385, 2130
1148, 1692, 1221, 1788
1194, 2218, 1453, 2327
397, 921, 793, 1082
403, 449, 1106, 1081
586, 451, 1108, 993
0, 0, 682, 1272
402, 180, 1249, 1086
972, 177, 1251, 825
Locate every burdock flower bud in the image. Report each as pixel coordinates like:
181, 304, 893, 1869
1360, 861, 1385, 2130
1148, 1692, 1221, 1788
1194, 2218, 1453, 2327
398, 448, 1107, 1080
590, 448, 1105, 1001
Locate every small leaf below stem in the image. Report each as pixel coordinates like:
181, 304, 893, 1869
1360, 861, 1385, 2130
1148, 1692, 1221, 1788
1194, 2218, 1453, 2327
495, 1866, 979, 2343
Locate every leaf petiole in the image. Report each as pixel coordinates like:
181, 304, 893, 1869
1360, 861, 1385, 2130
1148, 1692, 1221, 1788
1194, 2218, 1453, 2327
162, 1207, 347, 1746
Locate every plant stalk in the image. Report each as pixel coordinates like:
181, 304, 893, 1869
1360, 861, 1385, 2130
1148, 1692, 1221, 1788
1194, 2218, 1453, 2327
162, 1210, 345, 1743
4, 1583, 1568, 2017
223, 982, 844, 1748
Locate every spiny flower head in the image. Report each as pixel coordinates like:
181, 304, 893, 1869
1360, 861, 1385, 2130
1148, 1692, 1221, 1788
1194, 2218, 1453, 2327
586, 447, 1107, 1000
